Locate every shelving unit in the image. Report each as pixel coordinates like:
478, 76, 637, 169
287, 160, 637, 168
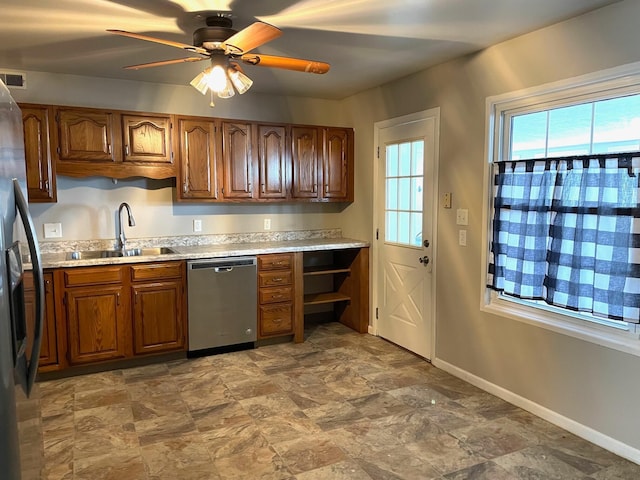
296, 247, 369, 339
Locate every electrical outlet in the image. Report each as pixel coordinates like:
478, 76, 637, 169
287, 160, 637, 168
456, 208, 468, 226
459, 229, 467, 246
443, 192, 452, 209
263, 218, 271, 230
43, 222, 62, 239
193, 219, 202, 232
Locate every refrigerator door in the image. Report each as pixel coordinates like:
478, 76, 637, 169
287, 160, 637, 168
0, 80, 45, 479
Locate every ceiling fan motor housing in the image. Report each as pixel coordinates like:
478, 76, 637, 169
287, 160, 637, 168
193, 16, 237, 50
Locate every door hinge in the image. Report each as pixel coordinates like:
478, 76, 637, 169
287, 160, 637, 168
376, 228, 379, 240
376, 307, 378, 319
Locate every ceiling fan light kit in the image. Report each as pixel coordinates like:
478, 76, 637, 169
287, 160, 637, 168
107, 14, 329, 107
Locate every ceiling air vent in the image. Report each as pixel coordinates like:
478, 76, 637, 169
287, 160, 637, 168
0, 71, 26, 89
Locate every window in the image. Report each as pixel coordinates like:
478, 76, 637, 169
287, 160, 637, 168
484, 65, 640, 355
385, 140, 424, 247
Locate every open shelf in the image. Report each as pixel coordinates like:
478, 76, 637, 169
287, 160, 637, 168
298, 248, 369, 336
304, 291, 351, 306
303, 265, 351, 276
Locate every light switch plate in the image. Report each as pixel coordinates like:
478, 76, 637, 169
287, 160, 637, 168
43, 222, 62, 238
264, 218, 271, 230
443, 192, 452, 209
458, 229, 467, 246
193, 219, 202, 232
456, 208, 468, 226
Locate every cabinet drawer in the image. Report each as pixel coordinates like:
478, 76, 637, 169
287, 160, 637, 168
259, 270, 292, 287
258, 254, 293, 271
260, 303, 293, 336
259, 286, 293, 304
130, 262, 182, 281
64, 266, 123, 287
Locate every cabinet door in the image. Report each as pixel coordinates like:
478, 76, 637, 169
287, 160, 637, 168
21, 106, 56, 202
122, 114, 172, 165
257, 124, 288, 199
55, 108, 119, 162
65, 286, 129, 365
323, 128, 353, 201
177, 118, 219, 199
291, 126, 320, 199
221, 121, 254, 199
24, 272, 58, 369
132, 280, 184, 355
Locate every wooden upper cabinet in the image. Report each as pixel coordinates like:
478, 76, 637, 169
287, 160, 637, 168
291, 126, 320, 199
177, 117, 219, 200
52, 107, 176, 179
122, 114, 172, 165
54, 108, 119, 163
21, 105, 56, 202
257, 124, 288, 200
322, 127, 354, 201
221, 121, 254, 199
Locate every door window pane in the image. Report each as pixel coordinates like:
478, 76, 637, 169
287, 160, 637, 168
385, 140, 425, 247
386, 178, 398, 209
387, 144, 399, 176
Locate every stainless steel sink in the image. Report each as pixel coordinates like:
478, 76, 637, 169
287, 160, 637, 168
65, 247, 175, 261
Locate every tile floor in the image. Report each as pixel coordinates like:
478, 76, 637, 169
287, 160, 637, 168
35, 320, 640, 479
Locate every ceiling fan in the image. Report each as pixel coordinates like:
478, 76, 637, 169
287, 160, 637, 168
107, 15, 330, 104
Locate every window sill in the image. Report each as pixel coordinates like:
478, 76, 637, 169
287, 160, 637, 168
481, 296, 640, 357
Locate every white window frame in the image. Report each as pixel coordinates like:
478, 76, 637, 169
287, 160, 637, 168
481, 61, 640, 357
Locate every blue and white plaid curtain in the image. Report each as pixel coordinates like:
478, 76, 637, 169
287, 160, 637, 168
487, 155, 640, 323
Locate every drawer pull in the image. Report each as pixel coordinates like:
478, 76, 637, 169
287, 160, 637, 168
271, 277, 284, 283
271, 294, 283, 300
272, 318, 283, 323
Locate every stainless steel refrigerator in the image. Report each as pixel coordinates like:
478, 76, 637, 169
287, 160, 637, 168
0, 80, 45, 479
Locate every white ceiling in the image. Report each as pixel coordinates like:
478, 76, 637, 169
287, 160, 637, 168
0, 0, 619, 99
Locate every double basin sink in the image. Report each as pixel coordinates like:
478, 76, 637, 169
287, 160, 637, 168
65, 247, 176, 261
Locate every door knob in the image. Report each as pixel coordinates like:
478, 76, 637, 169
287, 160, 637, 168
419, 256, 429, 265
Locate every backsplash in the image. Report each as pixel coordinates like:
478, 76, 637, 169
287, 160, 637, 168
38, 228, 343, 254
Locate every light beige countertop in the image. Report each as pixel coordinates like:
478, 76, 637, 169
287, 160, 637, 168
38, 231, 369, 269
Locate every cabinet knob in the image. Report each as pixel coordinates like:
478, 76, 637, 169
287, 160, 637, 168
183, 183, 187, 194
125, 145, 130, 156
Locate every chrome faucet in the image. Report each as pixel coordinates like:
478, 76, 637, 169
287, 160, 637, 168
117, 202, 136, 250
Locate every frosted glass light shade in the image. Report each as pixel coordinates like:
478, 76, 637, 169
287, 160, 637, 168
228, 67, 253, 94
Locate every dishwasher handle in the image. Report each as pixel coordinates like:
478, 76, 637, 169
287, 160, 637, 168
188, 256, 257, 271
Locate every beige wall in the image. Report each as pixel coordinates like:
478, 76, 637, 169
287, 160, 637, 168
12, 71, 347, 242
339, 0, 640, 453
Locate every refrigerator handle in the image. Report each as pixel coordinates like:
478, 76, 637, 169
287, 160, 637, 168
13, 179, 43, 396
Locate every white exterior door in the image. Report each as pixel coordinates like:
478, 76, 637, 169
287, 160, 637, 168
374, 110, 439, 360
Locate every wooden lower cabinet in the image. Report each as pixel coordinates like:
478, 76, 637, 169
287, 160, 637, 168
54, 261, 186, 369
66, 285, 129, 365
131, 262, 185, 355
24, 271, 59, 371
257, 253, 296, 339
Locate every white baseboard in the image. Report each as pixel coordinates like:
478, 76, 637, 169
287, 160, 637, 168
432, 357, 640, 465
368, 325, 376, 335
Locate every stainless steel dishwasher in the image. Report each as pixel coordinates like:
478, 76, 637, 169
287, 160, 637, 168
187, 256, 257, 352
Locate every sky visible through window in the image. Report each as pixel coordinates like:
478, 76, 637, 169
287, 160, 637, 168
510, 94, 640, 159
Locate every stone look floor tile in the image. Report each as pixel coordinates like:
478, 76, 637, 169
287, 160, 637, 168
35, 321, 640, 479
271, 435, 347, 475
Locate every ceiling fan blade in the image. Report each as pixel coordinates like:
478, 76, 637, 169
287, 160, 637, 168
241, 54, 330, 74
223, 22, 282, 55
124, 57, 208, 70
107, 29, 209, 55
